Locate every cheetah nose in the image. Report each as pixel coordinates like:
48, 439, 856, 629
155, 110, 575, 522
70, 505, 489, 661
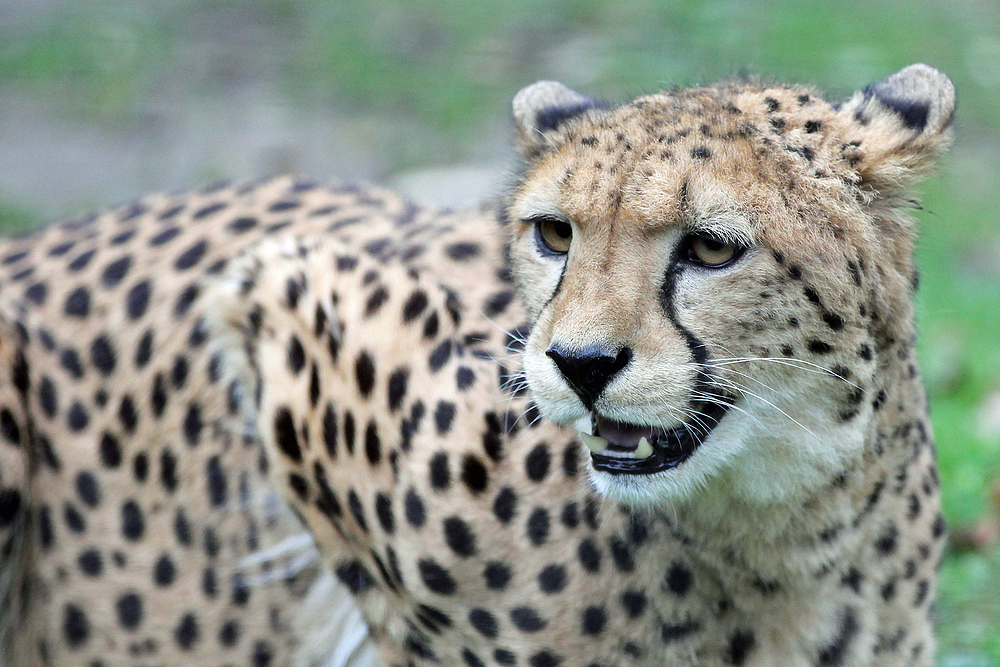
545, 344, 632, 410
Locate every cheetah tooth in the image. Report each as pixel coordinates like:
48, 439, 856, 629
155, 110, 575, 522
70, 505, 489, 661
579, 432, 609, 455
636, 437, 654, 459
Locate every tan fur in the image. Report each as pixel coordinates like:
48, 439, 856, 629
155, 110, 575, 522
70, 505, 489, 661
0, 64, 952, 667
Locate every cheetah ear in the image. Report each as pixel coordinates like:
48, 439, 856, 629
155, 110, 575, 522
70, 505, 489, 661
512, 81, 605, 154
838, 64, 956, 195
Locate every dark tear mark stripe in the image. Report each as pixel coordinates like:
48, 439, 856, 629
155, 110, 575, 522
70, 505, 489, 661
541, 258, 569, 313
659, 250, 708, 366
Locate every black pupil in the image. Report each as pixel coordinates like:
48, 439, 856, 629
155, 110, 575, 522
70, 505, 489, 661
553, 221, 571, 239
702, 238, 725, 251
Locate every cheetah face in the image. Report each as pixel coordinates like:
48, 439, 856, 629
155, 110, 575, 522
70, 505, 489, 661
505, 67, 955, 506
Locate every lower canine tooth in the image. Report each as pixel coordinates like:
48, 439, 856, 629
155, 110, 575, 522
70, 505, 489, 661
580, 432, 609, 455
636, 437, 654, 459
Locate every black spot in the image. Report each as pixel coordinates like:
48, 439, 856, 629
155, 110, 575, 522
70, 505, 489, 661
285, 336, 306, 375
116, 592, 143, 630
402, 290, 429, 323
288, 473, 309, 501
314, 466, 342, 523
67, 401, 90, 432
690, 146, 711, 159
932, 512, 946, 538
434, 400, 456, 434
75, 471, 100, 507
335, 560, 375, 594
808, 340, 834, 355
273, 407, 302, 463
581, 606, 606, 635
175, 612, 199, 650
429, 340, 452, 372
429, 451, 450, 490
174, 283, 199, 318
150, 227, 182, 246
875, 523, 899, 555
127, 281, 151, 319
64, 603, 90, 647
538, 564, 567, 593
529, 651, 562, 667
823, 312, 845, 330
97, 434, 122, 470
121, 500, 144, 540
525, 444, 551, 482
526, 507, 550, 546
60, 348, 84, 379
374, 493, 394, 534
511, 606, 547, 632
154, 553, 176, 586
183, 403, 202, 446
364, 286, 389, 317
321, 404, 338, 458
484, 561, 511, 590
68, 248, 96, 271
578, 538, 601, 572
661, 620, 701, 643
253, 641, 274, 667
405, 487, 426, 528
355, 352, 376, 398
609, 537, 634, 572
484, 290, 515, 317
64, 287, 91, 317
175, 240, 208, 270
456, 366, 476, 390
621, 590, 647, 618
728, 630, 756, 665
219, 620, 240, 646
493, 486, 517, 523
364, 420, 381, 464
24, 281, 47, 305
206, 456, 227, 507
817, 607, 859, 666
461, 455, 488, 494
134, 330, 154, 368
343, 411, 355, 454
666, 562, 693, 595
560, 501, 579, 528
469, 608, 498, 638
78, 549, 102, 576
38, 376, 58, 418
118, 395, 138, 433
387, 368, 408, 412
419, 558, 457, 595
446, 242, 481, 261
347, 489, 368, 532
90, 335, 117, 375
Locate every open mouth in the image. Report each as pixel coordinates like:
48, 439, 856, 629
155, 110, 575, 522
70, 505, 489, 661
580, 396, 732, 475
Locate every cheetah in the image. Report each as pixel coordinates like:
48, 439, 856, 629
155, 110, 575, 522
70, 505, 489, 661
0, 63, 953, 666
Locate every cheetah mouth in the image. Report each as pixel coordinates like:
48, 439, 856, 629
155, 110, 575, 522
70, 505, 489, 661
582, 396, 733, 475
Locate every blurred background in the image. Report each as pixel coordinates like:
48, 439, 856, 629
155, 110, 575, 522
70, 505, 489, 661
0, 0, 998, 662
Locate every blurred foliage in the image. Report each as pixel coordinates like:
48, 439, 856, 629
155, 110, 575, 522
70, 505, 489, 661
1, 0, 999, 662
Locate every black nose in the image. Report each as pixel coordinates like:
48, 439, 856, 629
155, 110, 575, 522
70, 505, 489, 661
545, 344, 632, 410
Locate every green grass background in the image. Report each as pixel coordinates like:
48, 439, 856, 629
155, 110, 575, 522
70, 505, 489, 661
1, 1, 998, 662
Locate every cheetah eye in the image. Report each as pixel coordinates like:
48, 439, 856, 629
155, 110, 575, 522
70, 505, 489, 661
532, 216, 573, 255
686, 235, 743, 268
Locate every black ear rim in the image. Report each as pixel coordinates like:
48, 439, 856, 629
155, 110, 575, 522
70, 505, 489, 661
534, 99, 608, 133
862, 83, 931, 132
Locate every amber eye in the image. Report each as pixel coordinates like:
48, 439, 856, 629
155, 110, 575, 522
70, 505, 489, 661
534, 217, 573, 255
688, 235, 741, 267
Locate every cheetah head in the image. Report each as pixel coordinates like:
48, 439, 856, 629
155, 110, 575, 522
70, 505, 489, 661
504, 65, 954, 507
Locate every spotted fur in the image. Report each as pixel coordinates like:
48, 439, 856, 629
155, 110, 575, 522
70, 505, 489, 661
0, 64, 953, 666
